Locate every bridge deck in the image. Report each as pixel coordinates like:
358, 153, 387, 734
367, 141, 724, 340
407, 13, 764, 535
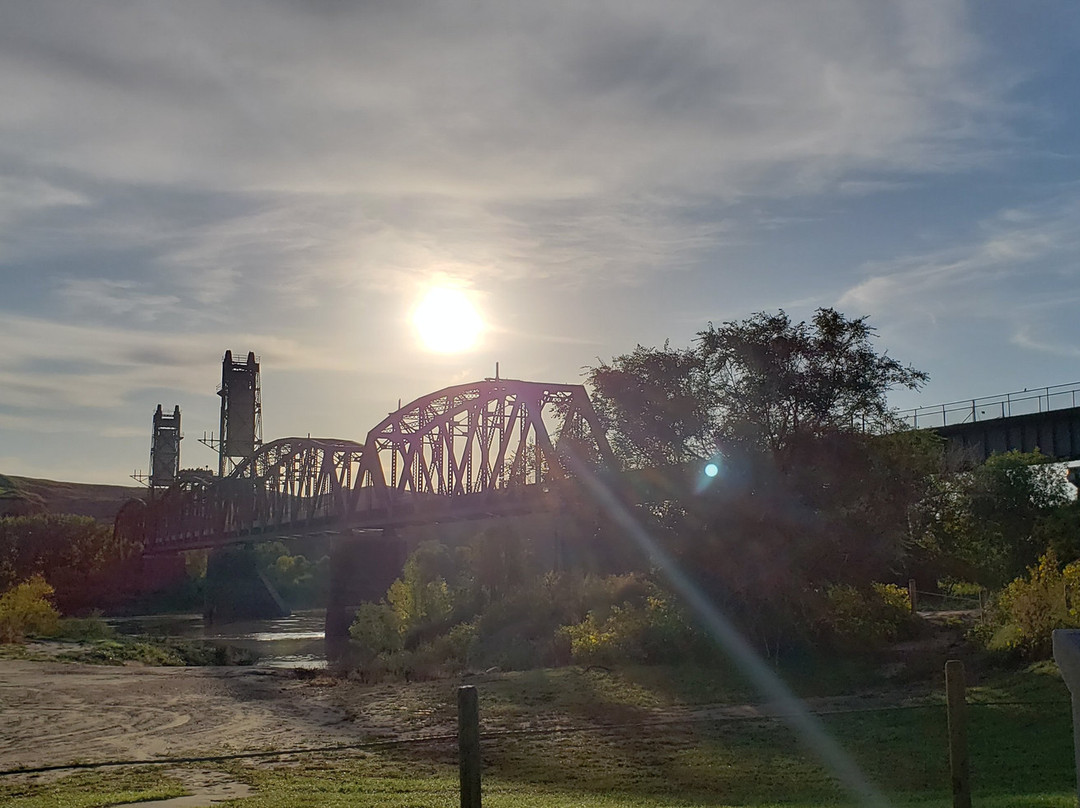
931, 404, 1080, 464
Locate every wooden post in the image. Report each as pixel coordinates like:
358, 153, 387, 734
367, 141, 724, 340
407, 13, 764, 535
945, 660, 972, 808
908, 579, 918, 613
458, 685, 481, 808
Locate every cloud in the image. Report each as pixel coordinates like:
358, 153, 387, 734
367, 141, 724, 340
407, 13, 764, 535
0, 313, 361, 412
0, 1, 1044, 479
840, 199, 1080, 318
1012, 325, 1080, 360
0, 1, 1003, 298
837, 195, 1080, 376
56, 278, 182, 324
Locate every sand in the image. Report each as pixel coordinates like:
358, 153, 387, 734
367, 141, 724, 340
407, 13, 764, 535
0, 659, 391, 773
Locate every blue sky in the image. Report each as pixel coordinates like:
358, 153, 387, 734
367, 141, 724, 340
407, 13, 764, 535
2, 1, 1080, 484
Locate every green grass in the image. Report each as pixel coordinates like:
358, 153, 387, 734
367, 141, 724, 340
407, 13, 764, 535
0, 768, 186, 808
0, 662, 1073, 807
50, 636, 259, 666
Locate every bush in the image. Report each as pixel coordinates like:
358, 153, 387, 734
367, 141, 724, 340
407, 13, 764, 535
0, 576, 60, 642
55, 638, 257, 666
349, 602, 402, 655
559, 590, 706, 666
989, 549, 1080, 658
54, 611, 115, 641
816, 583, 913, 652
444, 620, 480, 664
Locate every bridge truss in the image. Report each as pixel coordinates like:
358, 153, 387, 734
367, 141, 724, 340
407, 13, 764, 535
126, 379, 615, 554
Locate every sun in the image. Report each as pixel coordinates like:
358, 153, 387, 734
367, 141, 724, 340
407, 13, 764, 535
412, 286, 485, 353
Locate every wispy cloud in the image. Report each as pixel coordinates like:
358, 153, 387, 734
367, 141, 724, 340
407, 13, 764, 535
837, 195, 1080, 386
0, 1, 1002, 298
0, 1, 1051, 481
840, 198, 1080, 319
0, 313, 361, 413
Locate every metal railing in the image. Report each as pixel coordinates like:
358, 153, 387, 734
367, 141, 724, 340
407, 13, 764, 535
895, 382, 1080, 429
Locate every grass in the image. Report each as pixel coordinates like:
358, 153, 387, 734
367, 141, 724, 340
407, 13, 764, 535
1, 634, 260, 665
52, 636, 259, 666
0, 661, 1072, 807
0, 768, 186, 808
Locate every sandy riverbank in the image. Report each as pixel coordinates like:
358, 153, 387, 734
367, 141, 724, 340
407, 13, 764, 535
0, 657, 453, 774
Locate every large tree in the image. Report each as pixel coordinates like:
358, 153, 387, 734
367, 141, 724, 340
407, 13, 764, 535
697, 308, 928, 456
586, 343, 712, 469
584, 309, 935, 652
586, 308, 928, 468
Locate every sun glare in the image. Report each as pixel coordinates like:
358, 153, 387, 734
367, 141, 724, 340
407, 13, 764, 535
412, 286, 484, 353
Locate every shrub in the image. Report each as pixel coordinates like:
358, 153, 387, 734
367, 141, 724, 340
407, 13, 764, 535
349, 602, 402, 655
559, 590, 705, 666
990, 549, 1080, 658
55, 611, 115, 641
0, 576, 60, 643
939, 579, 983, 600
386, 542, 464, 634
816, 583, 913, 652
445, 620, 480, 664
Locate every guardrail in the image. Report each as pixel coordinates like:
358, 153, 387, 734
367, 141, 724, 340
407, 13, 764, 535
896, 382, 1080, 429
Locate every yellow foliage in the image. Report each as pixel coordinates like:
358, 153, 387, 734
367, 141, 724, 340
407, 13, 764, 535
993, 549, 1080, 658
0, 575, 60, 643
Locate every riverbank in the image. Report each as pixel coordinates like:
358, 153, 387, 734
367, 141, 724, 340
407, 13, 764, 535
0, 659, 362, 774
1, 657, 1073, 806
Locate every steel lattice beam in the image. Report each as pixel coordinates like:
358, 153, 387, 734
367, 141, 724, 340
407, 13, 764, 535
133, 379, 614, 553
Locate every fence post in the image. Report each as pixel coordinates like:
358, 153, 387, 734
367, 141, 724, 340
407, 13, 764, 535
1052, 631, 1080, 806
945, 660, 972, 808
908, 579, 918, 613
458, 685, 482, 808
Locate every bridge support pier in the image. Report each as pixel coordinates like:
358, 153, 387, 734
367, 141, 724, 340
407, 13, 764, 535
325, 530, 408, 659
204, 544, 290, 623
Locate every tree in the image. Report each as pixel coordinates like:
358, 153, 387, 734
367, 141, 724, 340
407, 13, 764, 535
0, 514, 141, 613
583, 309, 935, 654
915, 450, 1074, 587
697, 308, 928, 455
585, 343, 713, 468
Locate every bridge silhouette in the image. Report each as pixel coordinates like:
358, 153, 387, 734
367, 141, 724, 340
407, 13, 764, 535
119, 374, 1080, 640
117, 377, 635, 641
896, 382, 1080, 464
119, 377, 618, 554
122, 377, 1080, 557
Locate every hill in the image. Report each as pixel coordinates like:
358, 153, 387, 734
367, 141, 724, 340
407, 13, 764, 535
0, 474, 143, 521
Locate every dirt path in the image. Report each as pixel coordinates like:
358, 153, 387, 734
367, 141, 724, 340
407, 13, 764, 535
1, 657, 940, 775
0, 660, 365, 772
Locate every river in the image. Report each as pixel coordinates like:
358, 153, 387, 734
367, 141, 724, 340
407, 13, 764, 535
108, 610, 328, 668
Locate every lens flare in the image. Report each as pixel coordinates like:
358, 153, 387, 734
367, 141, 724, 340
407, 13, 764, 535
561, 452, 890, 808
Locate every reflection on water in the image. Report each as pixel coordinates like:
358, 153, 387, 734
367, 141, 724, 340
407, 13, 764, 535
109, 610, 328, 669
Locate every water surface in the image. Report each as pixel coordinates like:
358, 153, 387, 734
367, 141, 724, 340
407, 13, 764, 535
109, 610, 327, 668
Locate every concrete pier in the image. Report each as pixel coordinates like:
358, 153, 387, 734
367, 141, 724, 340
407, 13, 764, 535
324, 530, 407, 655
204, 543, 290, 622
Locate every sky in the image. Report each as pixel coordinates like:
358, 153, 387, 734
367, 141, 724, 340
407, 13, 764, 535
2, 1, 1080, 484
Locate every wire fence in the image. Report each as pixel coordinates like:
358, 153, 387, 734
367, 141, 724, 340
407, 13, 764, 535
913, 587, 984, 614
2, 673, 1073, 806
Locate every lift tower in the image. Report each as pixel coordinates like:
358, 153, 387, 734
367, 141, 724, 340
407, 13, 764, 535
217, 350, 262, 477
149, 404, 182, 488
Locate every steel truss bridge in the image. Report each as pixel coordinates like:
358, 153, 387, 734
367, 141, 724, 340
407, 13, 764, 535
118, 379, 617, 555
